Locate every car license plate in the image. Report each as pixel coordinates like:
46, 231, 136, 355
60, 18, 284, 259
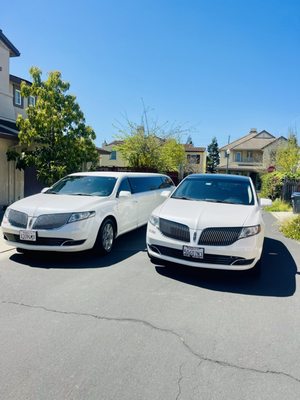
183, 246, 204, 259
19, 230, 37, 241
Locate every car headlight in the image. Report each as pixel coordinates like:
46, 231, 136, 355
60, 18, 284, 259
149, 214, 160, 229
67, 211, 95, 224
238, 225, 261, 239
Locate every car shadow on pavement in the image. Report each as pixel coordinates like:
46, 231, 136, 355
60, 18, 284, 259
155, 237, 297, 297
9, 226, 147, 269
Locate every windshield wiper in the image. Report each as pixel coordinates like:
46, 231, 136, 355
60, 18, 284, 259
70, 193, 93, 196
45, 190, 57, 194
172, 196, 192, 200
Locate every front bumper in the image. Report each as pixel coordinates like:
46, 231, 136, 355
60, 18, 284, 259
1, 217, 98, 253
146, 223, 264, 271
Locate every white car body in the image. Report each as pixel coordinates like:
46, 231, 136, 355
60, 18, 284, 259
1, 172, 175, 253
147, 174, 271, 271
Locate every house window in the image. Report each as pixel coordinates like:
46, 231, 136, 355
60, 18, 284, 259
187, 154, 200, 164
28, 95, 36, 106
247, 151, 253, 161
110, 150, 117, 160
235, 152, 241, 162
14, 87, 23, 107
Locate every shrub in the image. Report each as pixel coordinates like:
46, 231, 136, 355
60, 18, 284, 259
280, 215, 300, 241
260, 172, 284, 200
264, 198, 292, 212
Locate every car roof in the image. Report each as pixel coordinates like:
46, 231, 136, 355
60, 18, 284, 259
69, 171, 168, 178
186, 174, 250, 182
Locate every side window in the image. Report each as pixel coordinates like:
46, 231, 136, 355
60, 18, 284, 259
14, 87, 23, 107
117, 178, 131, 196
110, 151, 117, 160
128, 176, 163, 193
159, 176, 174, 188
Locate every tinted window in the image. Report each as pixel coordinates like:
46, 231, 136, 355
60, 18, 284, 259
128, 176, 165, 194
46, 176, 117, 197
160, 176, 174, 188
172, 177, 254, 205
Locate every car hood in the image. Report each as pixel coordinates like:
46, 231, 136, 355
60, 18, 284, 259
8, 193, 108, 217
156, 198, 258, 229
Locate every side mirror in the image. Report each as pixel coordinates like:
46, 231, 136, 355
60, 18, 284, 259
260, 198, 272, 207
41, 187, 50, 193
118, 190, 131, 198
161, 190, 171, 198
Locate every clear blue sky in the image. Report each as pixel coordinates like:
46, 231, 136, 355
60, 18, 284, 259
2, 0, 300, 148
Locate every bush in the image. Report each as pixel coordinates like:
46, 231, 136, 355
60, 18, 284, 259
280, 215, 300, 241
264, 198, 292, 212
260, 172, 284, 200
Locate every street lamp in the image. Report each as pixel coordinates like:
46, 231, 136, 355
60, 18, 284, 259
226, 148, 230, 174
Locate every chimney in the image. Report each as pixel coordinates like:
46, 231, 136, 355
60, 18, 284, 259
250, 128, 257, 134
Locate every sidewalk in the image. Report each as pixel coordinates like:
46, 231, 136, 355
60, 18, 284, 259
271, 211, 295, 223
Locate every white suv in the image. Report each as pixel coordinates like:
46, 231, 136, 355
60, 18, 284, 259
1, 172, 174, 255
147, 174, 271, 271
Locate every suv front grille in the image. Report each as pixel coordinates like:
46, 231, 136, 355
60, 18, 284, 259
198, 227, 242, 246
8, 209, 28, 228
159, 218, 190, 242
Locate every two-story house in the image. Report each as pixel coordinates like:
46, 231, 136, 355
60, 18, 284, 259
0, 30, 31, 209
218, 128, 287, 187
99, 140, 206, 176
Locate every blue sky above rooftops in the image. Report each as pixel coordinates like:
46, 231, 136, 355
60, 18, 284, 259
2, 0, 300, 148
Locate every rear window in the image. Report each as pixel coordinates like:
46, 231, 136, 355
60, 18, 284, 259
172, 176, 254, 205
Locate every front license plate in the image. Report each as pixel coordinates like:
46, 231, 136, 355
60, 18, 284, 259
19, 230, 37, 241
183, 246, 204, 259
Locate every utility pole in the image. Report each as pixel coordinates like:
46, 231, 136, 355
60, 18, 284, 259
226, 135, 230, 174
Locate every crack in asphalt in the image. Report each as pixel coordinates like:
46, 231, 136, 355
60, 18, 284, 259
175, 363, 185, 400
2, 300, 300, 386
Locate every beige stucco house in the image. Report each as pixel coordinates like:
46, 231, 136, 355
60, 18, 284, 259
0, 30, 31, 209
99, 140, 206, 175
218, 128, 287, 187
183, 144, 206, 175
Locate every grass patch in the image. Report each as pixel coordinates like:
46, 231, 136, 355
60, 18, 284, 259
280, 215, 300, 241
264, 198, 292, 212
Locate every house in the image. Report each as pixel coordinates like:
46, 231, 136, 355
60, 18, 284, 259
183, 144, 206, 175
99, 140, 126, 167
0, 30, 30, 209
217, 128, 287, 187
99, 140, 207, 175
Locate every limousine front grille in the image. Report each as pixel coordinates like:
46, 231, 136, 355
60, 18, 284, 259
32, 213, 71, 230
8, 209, 28, 228
159, 218, 190, 242
198, 227, 242, 246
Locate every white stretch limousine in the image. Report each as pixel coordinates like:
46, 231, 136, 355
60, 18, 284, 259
1, 172, 175, 255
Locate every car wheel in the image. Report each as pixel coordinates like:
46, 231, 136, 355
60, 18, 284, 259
94, 218, 115, 255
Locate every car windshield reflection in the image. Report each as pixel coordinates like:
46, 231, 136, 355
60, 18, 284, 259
171, 176, 255, 205
45, 176, 117, 197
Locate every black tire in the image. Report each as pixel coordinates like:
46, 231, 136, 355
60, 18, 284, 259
93, 218, 115, 255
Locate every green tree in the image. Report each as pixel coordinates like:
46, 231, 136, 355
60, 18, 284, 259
276, 131, 299, 176
206, 136, 220, 173
7, 67, 98, 185
115, 114, 187, 172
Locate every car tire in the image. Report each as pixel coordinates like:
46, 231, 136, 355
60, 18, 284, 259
93, 218, 115, 255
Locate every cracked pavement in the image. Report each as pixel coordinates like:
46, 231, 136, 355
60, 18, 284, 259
1, 215, 300, 399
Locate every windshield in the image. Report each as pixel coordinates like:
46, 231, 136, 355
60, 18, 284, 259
171, 176, 255, 205
46, 176, 117, 197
